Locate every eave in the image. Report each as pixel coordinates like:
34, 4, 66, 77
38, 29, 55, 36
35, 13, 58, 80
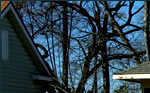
113, 74, 150, 83
113, 61, 150, 83
32, 74, 53, 82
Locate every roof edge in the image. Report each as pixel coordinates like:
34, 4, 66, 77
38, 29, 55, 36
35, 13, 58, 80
113, 61, 150, 75
113, 74, 150, 80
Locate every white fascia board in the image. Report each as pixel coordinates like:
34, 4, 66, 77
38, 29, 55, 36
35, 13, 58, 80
113, 74, 150, 80
32, 75, 52, 82
1, 3, 51, 76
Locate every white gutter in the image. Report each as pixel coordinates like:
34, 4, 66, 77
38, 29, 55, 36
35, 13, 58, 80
113, 74, 150, 80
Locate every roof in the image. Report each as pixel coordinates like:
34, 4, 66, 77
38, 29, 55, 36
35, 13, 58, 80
113, 61, 150, 82
1, 1, 10, 12
114, 61, 150, 75
1, 1, 55, 79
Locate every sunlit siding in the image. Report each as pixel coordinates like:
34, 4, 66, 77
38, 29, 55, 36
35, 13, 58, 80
0, 16, 43, 93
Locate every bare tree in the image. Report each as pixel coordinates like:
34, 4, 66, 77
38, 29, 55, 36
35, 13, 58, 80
15, 1, 145, 93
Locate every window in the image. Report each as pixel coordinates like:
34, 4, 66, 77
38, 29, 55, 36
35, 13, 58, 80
0, 30, 8, 60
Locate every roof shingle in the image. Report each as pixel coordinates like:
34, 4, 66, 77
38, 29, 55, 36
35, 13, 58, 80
114, 61, 150, 75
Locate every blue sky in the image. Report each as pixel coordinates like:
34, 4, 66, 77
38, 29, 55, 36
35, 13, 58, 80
19, 1, 146, 92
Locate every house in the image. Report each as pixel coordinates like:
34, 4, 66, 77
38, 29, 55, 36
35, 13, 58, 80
1, 1, 55, 93
113, 61, 150, 93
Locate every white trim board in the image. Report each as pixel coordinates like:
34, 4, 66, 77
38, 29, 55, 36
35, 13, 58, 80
113, 74, 150, 80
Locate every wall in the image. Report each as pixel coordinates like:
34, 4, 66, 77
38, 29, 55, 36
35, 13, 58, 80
0, 16, 43, 93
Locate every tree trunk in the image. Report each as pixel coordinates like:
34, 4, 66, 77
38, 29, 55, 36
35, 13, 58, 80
101, 14, 110, 93
101, 45, 110, 93
62, 4, 69, 91
102, 1, 141, 64
144, 1, 150, 61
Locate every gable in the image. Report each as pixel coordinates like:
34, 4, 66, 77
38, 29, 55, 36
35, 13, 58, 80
0, 15, 44, 93
1, 2, 53, 77
0, 2, 55, 92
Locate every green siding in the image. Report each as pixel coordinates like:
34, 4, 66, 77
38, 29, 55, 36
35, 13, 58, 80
0, 16, 43, 93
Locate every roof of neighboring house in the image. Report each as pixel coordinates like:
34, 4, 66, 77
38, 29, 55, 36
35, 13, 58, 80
114, 61, 150, 75
1, 1, 55, 80
1, 1, 10, 12
113, 61, 150, 82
